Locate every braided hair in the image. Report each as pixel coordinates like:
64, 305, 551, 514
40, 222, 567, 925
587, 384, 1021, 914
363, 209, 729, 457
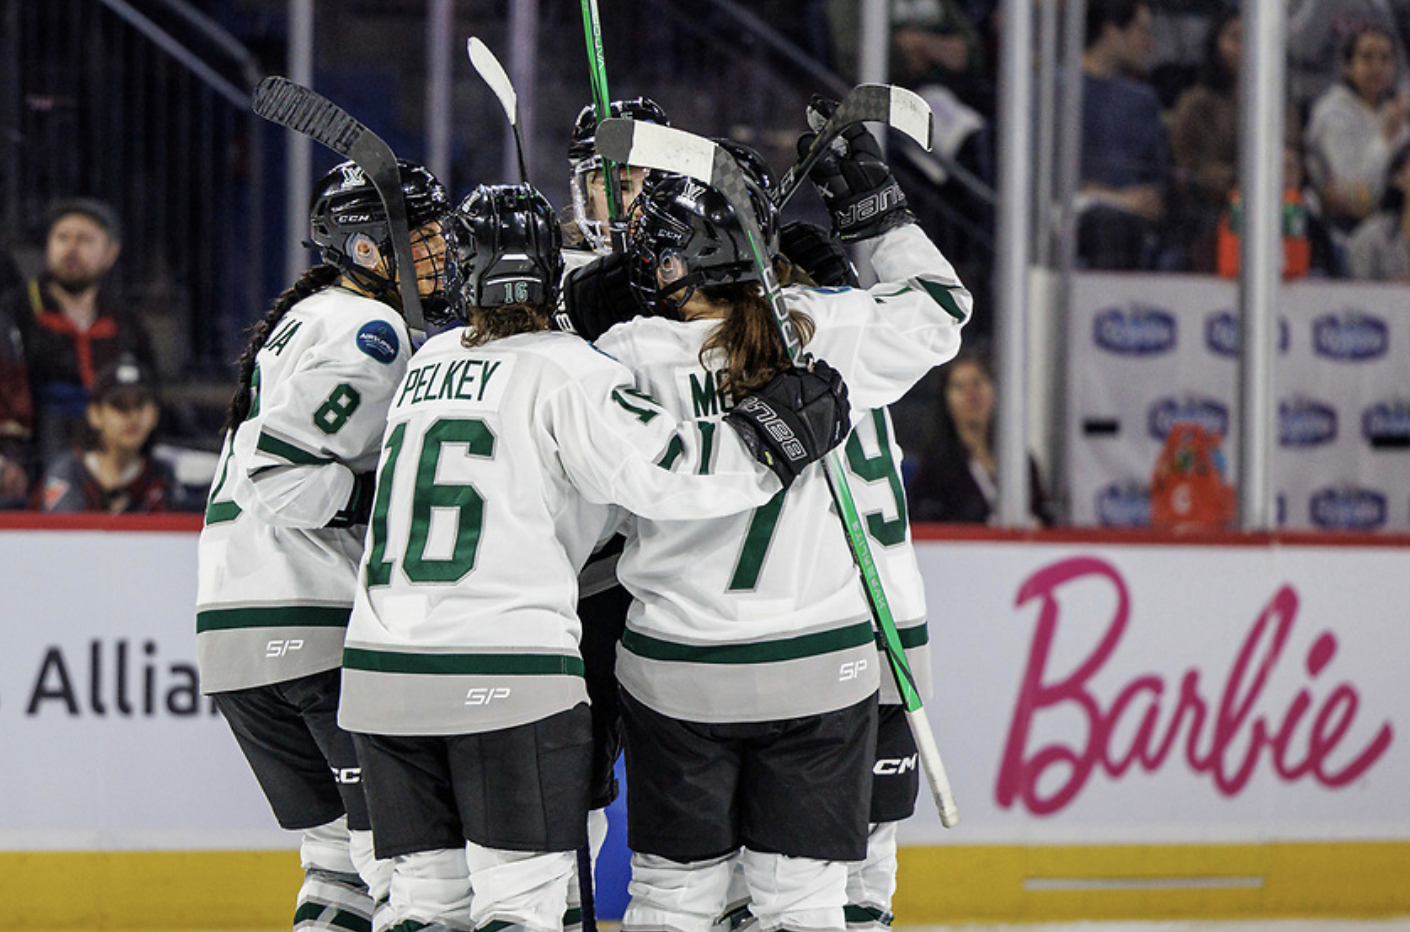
223, 264, 341, 430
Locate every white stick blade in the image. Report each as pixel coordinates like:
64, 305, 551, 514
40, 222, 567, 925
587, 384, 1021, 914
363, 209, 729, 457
888, 86, 934, 151
596, 118, 717, 183
467, 37, 518, 126
907, 705, 960, 827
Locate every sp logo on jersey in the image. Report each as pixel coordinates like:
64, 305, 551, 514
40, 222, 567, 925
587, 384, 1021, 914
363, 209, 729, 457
466, 687, 511, 706
266, 639, 304, 658
839, 658, 868, 681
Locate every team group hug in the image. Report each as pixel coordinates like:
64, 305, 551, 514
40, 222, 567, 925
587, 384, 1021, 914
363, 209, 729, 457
194, 83, 972, 932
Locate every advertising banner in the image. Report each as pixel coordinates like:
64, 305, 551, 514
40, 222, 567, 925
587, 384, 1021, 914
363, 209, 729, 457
903, 533, 1408, 845
0, 526, 286, 851
1067, 274, 1410, 531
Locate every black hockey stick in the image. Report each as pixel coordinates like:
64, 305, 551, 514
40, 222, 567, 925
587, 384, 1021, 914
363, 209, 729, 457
596, 119, 960, 828
467, 38, 530, 184
252, 75, 428, 332
774, 83, 933, 211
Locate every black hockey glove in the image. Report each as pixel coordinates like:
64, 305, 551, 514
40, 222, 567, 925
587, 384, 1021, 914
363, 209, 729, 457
560, 251, 648, 340
326, 471, 376, 529
798, 95, 915, 242
725, 358, 851, 488
779, 220, 860, 288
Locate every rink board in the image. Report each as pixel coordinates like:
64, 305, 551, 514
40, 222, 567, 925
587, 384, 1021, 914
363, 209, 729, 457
2, 518, 1408, 928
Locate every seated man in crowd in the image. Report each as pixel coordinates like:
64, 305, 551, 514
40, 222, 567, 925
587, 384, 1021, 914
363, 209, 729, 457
0, 296, 30, 507
0, 198, 155, 470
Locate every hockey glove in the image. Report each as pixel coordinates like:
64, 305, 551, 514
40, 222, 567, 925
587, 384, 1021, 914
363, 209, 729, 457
326, 471, 376, 529
561, 251, 648, 340
779, 220, 860, 288
725, 358, 851, 488
798, 95, 915, 242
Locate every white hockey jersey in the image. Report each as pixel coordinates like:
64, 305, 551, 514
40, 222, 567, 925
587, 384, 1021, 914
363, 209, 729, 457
337, 328, 783, 737
594, 222, 968, 723
196, 287, 412, 693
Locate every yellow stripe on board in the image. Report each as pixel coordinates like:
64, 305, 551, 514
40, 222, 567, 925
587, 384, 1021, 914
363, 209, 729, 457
3, 843, 1409, 930
895, 842, 1410, 923
0, 850, 301, 931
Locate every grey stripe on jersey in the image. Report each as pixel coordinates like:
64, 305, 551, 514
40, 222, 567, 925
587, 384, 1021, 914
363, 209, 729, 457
338, 647, 589, 736
616, 619, 881, 723
196, 609, 351, 694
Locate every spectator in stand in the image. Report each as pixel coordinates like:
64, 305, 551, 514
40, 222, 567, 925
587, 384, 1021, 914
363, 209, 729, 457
891, 0, 991, 114
0, 297, 30, 507
1167, 10, 1242, 271
1077, 0, 1172, 270
35, 354, 192, 514
0, 199, 154, 470
908, 347, 1054, 527
1346, 141, 1410, 279
1288, 0, 1410, 119
1304, 27, 1410, 233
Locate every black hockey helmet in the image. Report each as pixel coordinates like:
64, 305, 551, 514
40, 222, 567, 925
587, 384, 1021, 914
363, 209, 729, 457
625, 150, 779, 315
713, 139, 781, 252
308, 159, 452, 317
568, 97, 670, 165
569, 97, 669, 254
446, 183, 565, 320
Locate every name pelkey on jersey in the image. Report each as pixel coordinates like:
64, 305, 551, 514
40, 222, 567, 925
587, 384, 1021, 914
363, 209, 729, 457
393, 356, 512, 410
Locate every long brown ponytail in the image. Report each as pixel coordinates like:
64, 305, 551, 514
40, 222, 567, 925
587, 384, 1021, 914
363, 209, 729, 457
698, 282, 815, 401
223, 264, 341, 430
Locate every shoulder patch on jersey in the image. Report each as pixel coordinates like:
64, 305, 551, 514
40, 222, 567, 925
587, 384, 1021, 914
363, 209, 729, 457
806, 285, 852, 294
356, 319, 401, 364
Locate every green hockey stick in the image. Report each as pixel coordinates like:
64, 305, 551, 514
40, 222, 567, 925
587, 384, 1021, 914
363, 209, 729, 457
579, 0, 627, 251
596, 118, 960, 828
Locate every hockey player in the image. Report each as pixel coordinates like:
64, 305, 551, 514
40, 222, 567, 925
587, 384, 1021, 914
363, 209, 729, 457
714, 226, 935, 932
336, 183, 851, 932
577, 117, 969, 932
567, 97, 670, 256
196, 159, 451, 932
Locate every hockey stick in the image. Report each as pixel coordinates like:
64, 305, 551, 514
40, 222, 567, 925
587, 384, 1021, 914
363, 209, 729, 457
596, 119, 960, 828
579, 0, 627, 251
774, 84, 934, 211
467, 37, 530, 184
251, 75, 428, 332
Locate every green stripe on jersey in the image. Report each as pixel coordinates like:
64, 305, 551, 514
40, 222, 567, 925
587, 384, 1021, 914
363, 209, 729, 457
845, 904, 894, 926
622, 621, 874, 665
343, 648, 586, 677
203, 499, 241, 525
655, 435, 684, 469
389, 921, 435, 932
293, 901, 371, 932
919, 279, 968, 322
197, 604, 351, 632
256, 431, 335, 465
896, 623, 929, 648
